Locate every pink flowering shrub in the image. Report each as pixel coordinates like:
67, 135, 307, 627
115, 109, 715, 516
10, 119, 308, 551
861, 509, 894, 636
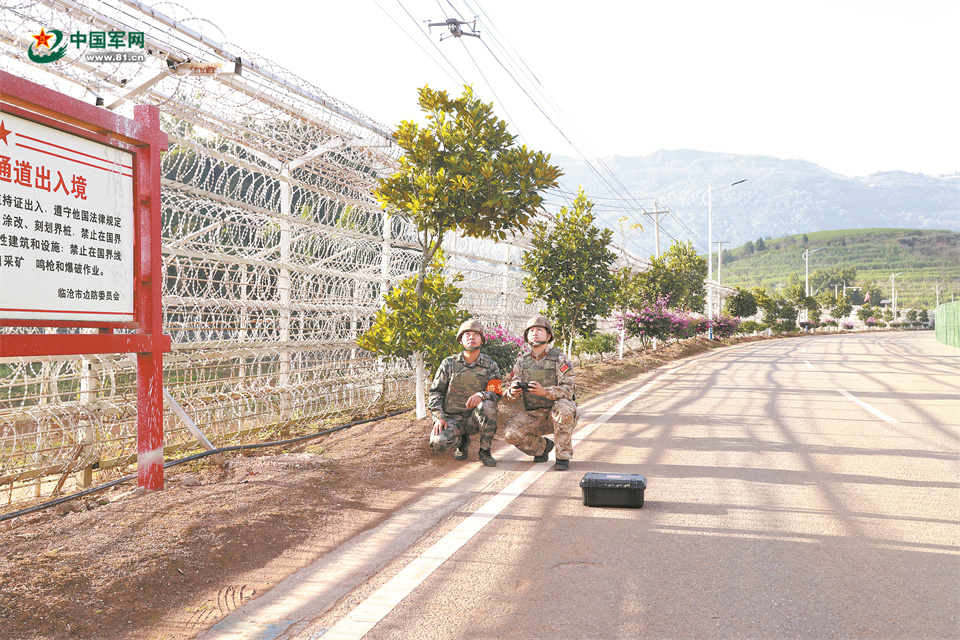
480, 325, 525, 373
622, 297, 741, 344
711, 315, 741, 339
621, 297, 673, 348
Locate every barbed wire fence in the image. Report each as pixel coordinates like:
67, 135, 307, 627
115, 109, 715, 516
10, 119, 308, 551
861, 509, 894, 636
0, 0, 647, 509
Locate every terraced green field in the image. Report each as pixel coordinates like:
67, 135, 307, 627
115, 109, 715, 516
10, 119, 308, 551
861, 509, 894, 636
718, 229, 959, 309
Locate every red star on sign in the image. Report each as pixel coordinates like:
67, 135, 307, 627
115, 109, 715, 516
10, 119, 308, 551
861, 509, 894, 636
0, 120, 10, 145
32, 28, 53, 49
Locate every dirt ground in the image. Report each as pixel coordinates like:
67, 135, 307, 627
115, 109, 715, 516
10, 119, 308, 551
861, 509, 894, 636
0, 336, 772, 640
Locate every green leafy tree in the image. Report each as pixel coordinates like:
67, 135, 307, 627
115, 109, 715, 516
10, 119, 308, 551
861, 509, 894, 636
785, 283, 806, 308
639, 240, 707, 312
809, 266, 857, 297
523, 188, 617, 350
816, 290, 835, 316
751, 286, 775, 326
785, 282, 818, 322
756, 237, 767, 252
857, 304, 875, 322
724, 288, 758, 318
831, 294, 853, 321
809, 305, 823, 324
573, 332, 619, 363
371, 85, 561, 417
773, 295, 800, 325
377, 84, 562, 281
357, 254, 468, 396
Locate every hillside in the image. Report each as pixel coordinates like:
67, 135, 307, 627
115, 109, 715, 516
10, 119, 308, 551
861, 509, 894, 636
553, 150, 959, 257
717, 228, 959, 309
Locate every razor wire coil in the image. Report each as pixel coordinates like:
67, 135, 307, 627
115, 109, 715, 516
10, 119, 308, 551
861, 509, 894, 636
0, 0, 563, 506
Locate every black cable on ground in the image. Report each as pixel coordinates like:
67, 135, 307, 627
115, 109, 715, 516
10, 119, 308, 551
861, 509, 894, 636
0, 407, 411, 523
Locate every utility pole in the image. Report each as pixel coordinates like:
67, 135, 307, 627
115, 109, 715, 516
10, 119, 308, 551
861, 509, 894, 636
702, 180, 746, 337
934, 284, 942, 307
642, 200, 669, 258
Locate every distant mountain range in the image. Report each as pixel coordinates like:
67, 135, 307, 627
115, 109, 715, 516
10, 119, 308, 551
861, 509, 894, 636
552, 150, 959, 257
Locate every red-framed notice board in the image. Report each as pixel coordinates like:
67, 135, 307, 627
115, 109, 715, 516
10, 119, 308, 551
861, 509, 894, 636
0, 70, 171, 490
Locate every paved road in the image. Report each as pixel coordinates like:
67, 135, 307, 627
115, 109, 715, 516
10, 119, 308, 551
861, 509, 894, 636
200, 332, 959, 640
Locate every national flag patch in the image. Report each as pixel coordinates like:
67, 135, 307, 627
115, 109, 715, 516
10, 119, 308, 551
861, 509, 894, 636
486, 379, 503, 394
559, 362, 571, 374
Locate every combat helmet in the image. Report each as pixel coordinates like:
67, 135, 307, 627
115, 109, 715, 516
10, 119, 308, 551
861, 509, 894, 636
456, 318, 485, 345
523, 315, 554, 343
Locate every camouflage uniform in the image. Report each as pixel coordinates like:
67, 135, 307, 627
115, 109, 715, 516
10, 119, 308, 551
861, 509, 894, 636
503, 347, 579, 460
428, 352, 501, 452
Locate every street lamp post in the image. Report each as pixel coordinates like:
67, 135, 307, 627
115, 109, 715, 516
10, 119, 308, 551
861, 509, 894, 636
702, 180, 746, 336
715, 240, 730, 315
934, 284, 942, 307
890, 272, 903, 320
802, 247, 826, 297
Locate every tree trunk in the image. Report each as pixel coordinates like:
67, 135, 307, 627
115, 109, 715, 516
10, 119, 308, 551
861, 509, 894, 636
619, 324, 625, 359
414, 350, 427, 419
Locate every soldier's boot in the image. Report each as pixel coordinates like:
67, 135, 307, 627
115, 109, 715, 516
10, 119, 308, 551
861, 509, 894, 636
533, 438, 554, 463
478, 448, 496, 467
453, 434, 470, 461
554, 458, 569, 471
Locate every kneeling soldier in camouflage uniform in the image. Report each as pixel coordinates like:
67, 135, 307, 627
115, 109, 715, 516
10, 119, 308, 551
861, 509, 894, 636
503, 316, 578, 471
428, 319, 502, 467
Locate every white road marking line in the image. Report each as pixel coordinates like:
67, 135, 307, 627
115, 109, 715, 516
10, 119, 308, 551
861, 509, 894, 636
837, 388, 899, 423
316, 382, 654, 640
804, 361, 813, 369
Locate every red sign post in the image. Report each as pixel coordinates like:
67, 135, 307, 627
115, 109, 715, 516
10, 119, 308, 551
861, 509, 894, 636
0, 70, 171, 490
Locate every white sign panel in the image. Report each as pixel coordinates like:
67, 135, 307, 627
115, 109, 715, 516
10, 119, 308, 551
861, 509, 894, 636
0, 111, 134, 322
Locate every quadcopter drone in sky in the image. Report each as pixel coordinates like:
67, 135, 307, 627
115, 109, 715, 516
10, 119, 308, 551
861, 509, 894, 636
426, 17, 480, 41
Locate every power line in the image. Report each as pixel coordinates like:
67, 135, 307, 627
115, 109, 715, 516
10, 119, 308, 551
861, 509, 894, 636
462, 2, 703, 257
391, 0, 711, 260
387, 0, 468, 86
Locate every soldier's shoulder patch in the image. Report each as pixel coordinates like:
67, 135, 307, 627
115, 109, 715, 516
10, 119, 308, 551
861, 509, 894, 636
559, 361, 571, 374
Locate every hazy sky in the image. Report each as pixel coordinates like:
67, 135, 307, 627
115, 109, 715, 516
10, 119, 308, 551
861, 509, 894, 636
180, 0, 959, 178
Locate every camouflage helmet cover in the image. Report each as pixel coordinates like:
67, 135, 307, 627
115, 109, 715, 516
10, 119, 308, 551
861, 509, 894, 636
523, 315, 554, 343
456, 318, 485, 345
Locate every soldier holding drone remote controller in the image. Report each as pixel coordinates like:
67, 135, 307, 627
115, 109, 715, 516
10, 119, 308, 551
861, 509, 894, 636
503, 315, 579, 471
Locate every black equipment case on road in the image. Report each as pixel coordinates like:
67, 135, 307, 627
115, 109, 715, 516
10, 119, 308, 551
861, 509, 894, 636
580, 472, 647, 508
